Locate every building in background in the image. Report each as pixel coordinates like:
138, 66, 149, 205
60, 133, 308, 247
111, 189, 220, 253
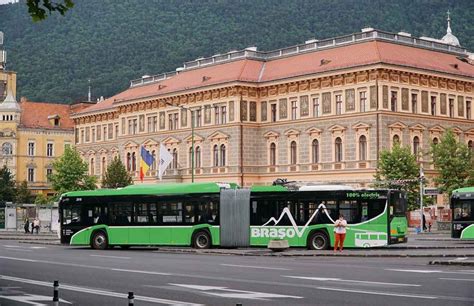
73, 18, 473, 199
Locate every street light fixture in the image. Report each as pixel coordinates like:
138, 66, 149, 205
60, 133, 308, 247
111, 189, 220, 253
165, 102, 197, 183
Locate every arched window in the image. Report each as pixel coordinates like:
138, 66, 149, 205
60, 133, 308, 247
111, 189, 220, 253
172, 148, 178, 169
312, 139, 319, 163
131, 152, 136, 171
290, 141, 297, 165
220, 144, 226, 166
392, 135, 400, 147
359, 135, 367, 161
126, 153, 131, 171
468, 140, 473, 152
269, 143, 276, 166
432, 137, 439, 145
2, 142, 12, 155
195, 146, 201, 168
413, 136, 420, 157
90, 158, 95, 175
188, 147, 193, 168
213, 145, 219, 167
335, 137, 342, 162
101, 157, 106, 175
151, 150, 156, 170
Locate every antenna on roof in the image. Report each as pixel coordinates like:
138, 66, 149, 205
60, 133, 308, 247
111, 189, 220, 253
0, 32, 6, 71
87, 79, 91, 102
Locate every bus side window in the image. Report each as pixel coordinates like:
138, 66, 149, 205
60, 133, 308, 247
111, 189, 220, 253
184, 203, 195, 224
338, 200, 360, 224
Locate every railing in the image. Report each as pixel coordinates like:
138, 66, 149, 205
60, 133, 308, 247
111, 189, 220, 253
129, 29, 469, 88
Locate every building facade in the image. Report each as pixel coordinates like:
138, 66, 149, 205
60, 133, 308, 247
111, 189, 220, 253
73, 25, 474, 193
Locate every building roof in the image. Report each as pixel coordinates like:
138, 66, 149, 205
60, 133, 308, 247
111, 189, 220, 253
75, 37, 474, 117
19, 99, 74, 130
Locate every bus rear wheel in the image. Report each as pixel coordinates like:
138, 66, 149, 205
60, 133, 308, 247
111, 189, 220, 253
91, 231, 108, 250
193, 231, 211, 249
308, 231, 329, 250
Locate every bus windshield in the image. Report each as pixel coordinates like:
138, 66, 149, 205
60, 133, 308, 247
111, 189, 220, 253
453, 201, 473, 221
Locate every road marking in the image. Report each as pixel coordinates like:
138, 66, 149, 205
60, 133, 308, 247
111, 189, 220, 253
316, 286, 437, 299
169, 283, 302, 300
0, 256, 38, 262
385, 269, 442, 273
0, 275, 202, 306
221, 264, 290, 271
282, 275, 420, 287
439, 277, 474, 282
3, 248, 32, 252
4, 245, 45, 249
111, 268, 171, 275
90, 254, 131, 259
0, 293, 71, 306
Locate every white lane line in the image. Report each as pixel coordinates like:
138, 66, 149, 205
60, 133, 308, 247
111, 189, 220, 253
282, 275, 420, 287
439, 277, 474, 282
111, 268, 171, 276
221, 264, 290, 271
385, 269, 442, 273
4, 245, 45, 249
0, 275, 203, 306
0, 256, 38, 262
316, 286, 437, 299
3, 248, 32, 252
90, 254, 131, 259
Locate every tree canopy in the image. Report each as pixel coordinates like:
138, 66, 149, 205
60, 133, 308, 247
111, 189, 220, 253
0, 165, 16, 202
0, 0, 472, 103
101, 156, 133, 189
49, 146, 96, 195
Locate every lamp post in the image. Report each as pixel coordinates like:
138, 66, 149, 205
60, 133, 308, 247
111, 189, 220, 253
165, 102, 196, 183
419, 166, 425, 231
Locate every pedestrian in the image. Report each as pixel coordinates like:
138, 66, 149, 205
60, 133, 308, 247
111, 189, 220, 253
30, 221, 34, 234
428, 220, 432, 232
334, 214, 347, 252
33, 218, 40, 234
422, 214, 427, 232
24, 218, 30, 234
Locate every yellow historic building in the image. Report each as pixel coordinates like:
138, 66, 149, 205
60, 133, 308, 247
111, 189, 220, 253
0, 35, 78, 197
73, 22, 473, 195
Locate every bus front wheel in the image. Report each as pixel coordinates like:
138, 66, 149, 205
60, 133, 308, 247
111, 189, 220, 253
91, 231, 108, 250
193, 231, 211, 249
308, 231, 329, 250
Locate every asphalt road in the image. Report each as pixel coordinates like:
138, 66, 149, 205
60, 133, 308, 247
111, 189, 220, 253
0, 241, 473, 306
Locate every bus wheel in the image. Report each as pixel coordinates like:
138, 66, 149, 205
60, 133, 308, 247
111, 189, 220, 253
193, 231, 211, 249
308, 231, 329, 250
91, 231, 108, 250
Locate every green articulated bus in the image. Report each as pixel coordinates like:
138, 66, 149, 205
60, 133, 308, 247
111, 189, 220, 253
451, 187, 474, 240
59, 182, 408, 250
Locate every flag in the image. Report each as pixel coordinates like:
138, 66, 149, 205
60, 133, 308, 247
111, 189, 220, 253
139, 146, 155, 182
158, 144, 173, 180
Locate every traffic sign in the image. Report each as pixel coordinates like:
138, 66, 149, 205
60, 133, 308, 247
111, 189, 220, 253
424, 188, 439, 196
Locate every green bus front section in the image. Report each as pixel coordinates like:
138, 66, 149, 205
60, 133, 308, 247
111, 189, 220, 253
460, 225, 474, 239
71, 224, 220, 247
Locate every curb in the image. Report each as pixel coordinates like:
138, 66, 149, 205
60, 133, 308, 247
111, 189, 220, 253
18, 240, 61, 245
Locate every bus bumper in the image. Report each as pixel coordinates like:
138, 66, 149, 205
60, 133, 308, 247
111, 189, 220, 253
390, 236, 408, 244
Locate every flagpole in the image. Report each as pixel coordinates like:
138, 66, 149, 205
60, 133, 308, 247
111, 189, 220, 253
191, 109, 195, 183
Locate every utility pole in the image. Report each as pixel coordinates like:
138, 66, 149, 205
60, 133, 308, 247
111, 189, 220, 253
419, 166, 425, 231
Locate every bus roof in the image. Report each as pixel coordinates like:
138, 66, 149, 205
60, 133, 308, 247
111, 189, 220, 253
452, 187, 474, 194
250, 185, 288, 192
63, 182, 237, 197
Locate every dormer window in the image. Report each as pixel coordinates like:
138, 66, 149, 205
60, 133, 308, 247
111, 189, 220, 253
54, 118, 60, 126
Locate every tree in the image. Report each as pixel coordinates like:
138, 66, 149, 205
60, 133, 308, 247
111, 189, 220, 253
0, 166, 16, 202
101, 157, 133, 189
26, 0, 74, 22
49, 146, 96, 195
431, 129, 473, 196
34, 193, 52, 206
374, 144, 420, 210
16, 180, 33, 204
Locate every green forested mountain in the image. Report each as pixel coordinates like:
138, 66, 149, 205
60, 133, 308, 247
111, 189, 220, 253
0, 0, 472, 103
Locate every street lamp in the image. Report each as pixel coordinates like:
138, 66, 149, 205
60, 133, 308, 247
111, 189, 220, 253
165, 102, 197, 183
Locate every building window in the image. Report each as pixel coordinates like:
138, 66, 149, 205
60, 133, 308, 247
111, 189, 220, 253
195, 146, 201, 168
103, 126, 107, 140
468, 140, 473, 152
467, 101, 471, 120
108, 123, 113, 139
290, 141, 297, 165
46, 143, 53, 157
75, 129, 79, 144
221, 106, 227, 124
335, 137, 342, 162
393, 135, 400, 147
96, 126, 101, 141
220, 144, 226, 166
271, 103, 277, 122
115, 125, 119, 139
85, 127, 90, 142
46, 168, 52, 182
312, 139, 319, 163
90, 158, 95, 175
213, 145, 219, 167
28, 142, 35, 156
80, 130, 84, 143
431, 96, 436, 116
291, 101, 297, 120
411, 93, 417, 114
126, 153, 131, 171
91, 128, 96, 142
128, 119, 137, 135
2, 142, 12, 155
413, 136, 420, 158
313, 97, 320, 117
336, 95, 342, 115
172, 148, 178, 169
359, 92, 367, 112
269, 143, 276, 166
391, 91, 397, 112
449, 98, 454, 117
151, 150, 156, 170
359, 135, 367, 161
101, 157, 106, 175
432, 137, 439, 145
215, 106, 220, 125
195, 109, 202, 127
131, 152, 137, 171
27, 168, 34, 182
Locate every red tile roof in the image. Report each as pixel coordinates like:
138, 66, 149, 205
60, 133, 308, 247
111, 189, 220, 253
19, 99, 74, 130
75, 40, 474, 116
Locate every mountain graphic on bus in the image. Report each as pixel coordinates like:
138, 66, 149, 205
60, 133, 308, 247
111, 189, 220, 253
354, 232, 387, 248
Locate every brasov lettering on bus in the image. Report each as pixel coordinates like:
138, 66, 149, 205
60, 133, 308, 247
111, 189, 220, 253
251, 227, 297, 239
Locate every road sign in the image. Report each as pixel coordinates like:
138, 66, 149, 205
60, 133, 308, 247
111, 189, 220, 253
424, 188, 440, 196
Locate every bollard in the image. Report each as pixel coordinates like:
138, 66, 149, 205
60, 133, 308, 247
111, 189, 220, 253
128, 291, 134, 306
53, 280, 59, 306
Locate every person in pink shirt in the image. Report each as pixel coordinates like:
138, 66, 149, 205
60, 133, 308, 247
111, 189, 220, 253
334, 214, 347, 252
